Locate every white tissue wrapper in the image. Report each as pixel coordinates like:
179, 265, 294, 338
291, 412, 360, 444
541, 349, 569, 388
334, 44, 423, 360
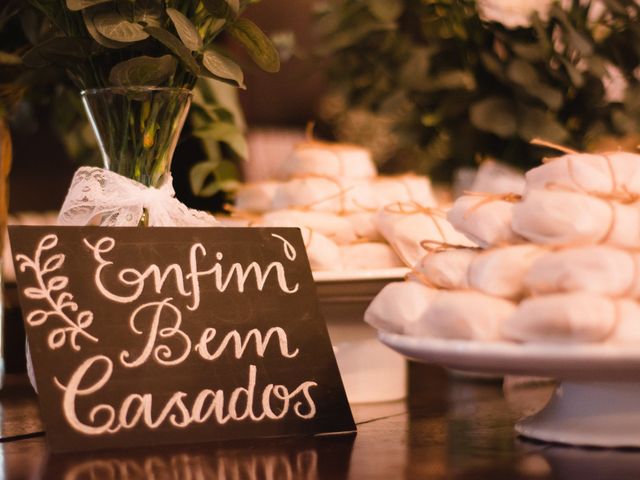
447, 195, 523, 248
299, 228, 343, 272
468, 244, 546, 299
345, 212, 384, 241
272, 177, 377, 213
376, 207, 476, 267
502, 292, 617, 344
260, 209, 357, 245
524, 152, 640, 195
512, 189, 640, 247
525, 246, 640, 297
414, 248, 479, 289
372, 175, 437, 207
410, 291, 516, 341
280, 142, 377, 180
364, 281, 438, 334
234, 181, 280, 212
471, 160, 526, 195
606, 300, 640, 345
340, 242, 404, 270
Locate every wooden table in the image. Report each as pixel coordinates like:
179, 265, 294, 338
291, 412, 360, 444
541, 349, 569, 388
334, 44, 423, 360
1, 365, 637, 479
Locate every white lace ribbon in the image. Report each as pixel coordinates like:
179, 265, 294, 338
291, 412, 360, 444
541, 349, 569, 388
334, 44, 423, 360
58, 167, 218, 227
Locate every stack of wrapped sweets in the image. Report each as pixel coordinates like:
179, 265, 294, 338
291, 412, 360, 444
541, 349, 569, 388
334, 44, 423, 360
229, 139, 474, 271
366, 148, 640, 346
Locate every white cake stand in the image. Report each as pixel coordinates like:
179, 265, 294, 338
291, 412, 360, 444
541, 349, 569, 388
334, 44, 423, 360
379, 333, 640, 448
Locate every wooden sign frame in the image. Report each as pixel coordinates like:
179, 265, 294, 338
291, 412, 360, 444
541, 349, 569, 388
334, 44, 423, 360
10, 226, 355, 453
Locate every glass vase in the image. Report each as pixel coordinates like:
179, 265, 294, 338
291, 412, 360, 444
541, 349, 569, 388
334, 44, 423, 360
81, 87, 192, 225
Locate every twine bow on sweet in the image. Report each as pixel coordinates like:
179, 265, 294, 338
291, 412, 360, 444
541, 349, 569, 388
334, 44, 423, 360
57, 167, 218, 227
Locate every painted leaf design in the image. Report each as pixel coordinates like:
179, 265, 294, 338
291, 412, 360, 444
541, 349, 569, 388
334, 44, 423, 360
77, 311, 94, 329
47, 276, 69, 292
39, 234, 58, 251
27, 310, 48, 326
48, 329, 67, 349
24, 287, 47, 300
42, 254, 65, 274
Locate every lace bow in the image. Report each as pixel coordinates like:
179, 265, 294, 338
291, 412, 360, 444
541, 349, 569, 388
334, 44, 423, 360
58, 167, 218, 227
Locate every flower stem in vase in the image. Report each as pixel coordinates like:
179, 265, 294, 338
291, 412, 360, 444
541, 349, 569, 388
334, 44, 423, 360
81, 87, 192, 226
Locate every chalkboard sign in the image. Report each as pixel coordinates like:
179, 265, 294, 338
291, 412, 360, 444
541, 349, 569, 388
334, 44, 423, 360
10, 226, 355, 453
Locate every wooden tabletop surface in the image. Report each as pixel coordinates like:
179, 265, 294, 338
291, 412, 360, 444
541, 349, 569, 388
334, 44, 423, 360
0, 364, 637, 479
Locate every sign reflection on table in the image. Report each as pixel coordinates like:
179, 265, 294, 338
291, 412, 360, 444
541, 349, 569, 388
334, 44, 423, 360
43, 436, 355, 480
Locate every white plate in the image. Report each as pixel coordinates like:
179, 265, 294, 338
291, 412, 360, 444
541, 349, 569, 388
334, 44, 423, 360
378, 332, 640, 447
377, 333, 640, 381
312, 268, 409, 283
314, 268, 409, 304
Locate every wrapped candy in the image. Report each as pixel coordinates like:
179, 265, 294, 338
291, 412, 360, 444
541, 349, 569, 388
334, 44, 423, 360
525, 246, 640, 297
372, 175, 437, 208
606, 300, 640, 345
512, 189, 640, 248
345, 212, 384, 242
471, 160, 526, 195
409, 291, 516, 341
340, 242, 404, 270
468, 244, 546, 299
364, 281, 438, 334
447, 193, 523, 248
524, 152, 640, 196
414, 248, 479, 289
234, 181, 279, 212
299, 228, 343, 272
272, 177, 377, 213
280, 141, 377, 180
376, 203, 476, 267
502, 292, 618, 344
261, 209, 357, 245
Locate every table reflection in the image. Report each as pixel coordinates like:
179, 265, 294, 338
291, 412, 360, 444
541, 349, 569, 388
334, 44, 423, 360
44, 434, 355, 480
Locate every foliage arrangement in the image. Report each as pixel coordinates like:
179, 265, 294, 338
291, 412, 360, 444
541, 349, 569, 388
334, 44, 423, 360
316, 0, 640, 179
23, 0, 279, 90
1, 0, 280, 198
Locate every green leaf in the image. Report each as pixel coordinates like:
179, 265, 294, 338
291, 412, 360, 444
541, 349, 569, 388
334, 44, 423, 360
193, 121, 248, 158
144, 25, 200, 75
558, 56, 584, 88
189, 159, 239, 197
227, 18, 280, 73
66, 0, 110, 11
202, 49, 245, 89
367, 0, 403, 22
190, 160, 218, 196
215, 160, 241, 188
202, 0, 239, 20
83, 6, 129, 49
507, 59, 538, 87
512, 43, 545, 62
469, 97, 517, 138
479, 52, 504, 79
167, 8, 203, 52
517, 106, 569, 143
612, 109, 638, 134
94, 12, 148, 42
108, 54, 177, 86
22, 37, 96, 68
